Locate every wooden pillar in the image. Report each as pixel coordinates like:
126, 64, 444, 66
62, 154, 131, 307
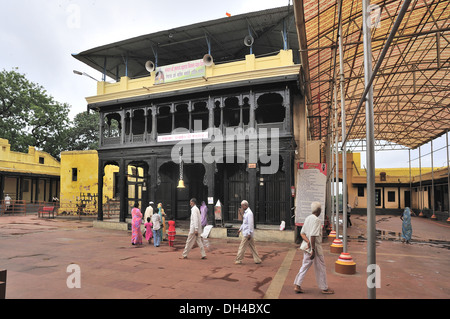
205, 162, 215, 225
248, 162, 257, 228
151, 106, 157, 142
119, 159, 127, 223
283, 152, 293, 228
97, 159, 104, 221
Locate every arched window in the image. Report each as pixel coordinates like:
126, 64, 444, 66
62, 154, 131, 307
132, 109, 145, 135
174, 103, 189, 131
256, 93, 285, 124
223, 96, 240, 127
191, 101, 208, 131
157, 105, 172, 134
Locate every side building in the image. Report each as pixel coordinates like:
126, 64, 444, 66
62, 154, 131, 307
339, 152, 449, 220
0, 138, 60, 213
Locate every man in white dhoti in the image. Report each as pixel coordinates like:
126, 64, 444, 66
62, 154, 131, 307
180, 198, 207, 259
234, 200, 262, 265
293, 201, 334, 294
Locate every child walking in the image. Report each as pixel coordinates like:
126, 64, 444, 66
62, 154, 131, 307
144, 217, 153, 245
168, 217, 176, 247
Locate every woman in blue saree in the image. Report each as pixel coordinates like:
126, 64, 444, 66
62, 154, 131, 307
400, 207, 412, 244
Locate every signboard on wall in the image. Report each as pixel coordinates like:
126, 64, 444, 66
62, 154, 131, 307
154, 59, 205, 84
157, 131, 208, 143
294, 162, 327, 226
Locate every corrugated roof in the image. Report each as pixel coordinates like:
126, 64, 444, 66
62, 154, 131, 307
73, 6, 299, 80
294, 0, 450, 150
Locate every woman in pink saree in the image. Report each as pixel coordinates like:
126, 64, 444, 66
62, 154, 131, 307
131, 202, 143, 246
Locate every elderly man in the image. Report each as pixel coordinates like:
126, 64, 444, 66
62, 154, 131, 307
143, 201, 154, 224
293, 201, 334, 294
234, 200, 262, 265
180, 198, 206, 260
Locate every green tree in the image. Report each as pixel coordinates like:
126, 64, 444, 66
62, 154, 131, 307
0, 68, 70, 159
66, 111, 99, 151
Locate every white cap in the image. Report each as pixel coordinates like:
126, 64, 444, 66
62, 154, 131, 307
311, 201, 321, 213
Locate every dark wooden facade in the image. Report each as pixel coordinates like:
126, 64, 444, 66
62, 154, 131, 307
95, 79, 299, 227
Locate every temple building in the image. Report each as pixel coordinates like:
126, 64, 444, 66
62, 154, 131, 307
72, 7, 319, 226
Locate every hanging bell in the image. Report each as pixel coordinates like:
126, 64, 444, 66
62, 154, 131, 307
177, 179, 185, 189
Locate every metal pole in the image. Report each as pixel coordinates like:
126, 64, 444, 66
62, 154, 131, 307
334, 84, 340, 240
447, 131, 449, 218
331, 112, 335, 231
363, 0, 376, 299
409, 149, 412, 208
338, 0, 348, 252
431, 140, 434, 216
419, 147, 422, 213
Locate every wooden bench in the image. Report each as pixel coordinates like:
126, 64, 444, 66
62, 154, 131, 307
38, 206, 55, 218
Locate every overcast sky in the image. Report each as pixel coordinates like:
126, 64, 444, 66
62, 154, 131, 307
0, 0, 448, 169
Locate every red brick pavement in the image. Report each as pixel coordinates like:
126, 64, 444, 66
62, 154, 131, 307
0, 215, 448, 303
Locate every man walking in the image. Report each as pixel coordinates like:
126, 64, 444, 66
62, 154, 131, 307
235, 200, 262, 265
180, 198, 206, 259
293, 201, 334, 294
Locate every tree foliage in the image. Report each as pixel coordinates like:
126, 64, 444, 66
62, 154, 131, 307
0, 68, 99, 160
66, 111, 99, 151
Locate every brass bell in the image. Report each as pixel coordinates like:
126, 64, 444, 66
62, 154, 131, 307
177, 179, 185, 189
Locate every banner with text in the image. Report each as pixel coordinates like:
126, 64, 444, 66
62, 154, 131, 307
295, 163, 327, 226
154, 59, 205, 84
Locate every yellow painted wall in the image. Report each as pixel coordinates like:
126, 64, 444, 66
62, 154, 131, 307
89, 50, 299, 105
0, 138, 60, 177
60, 150, 99, 214
59, 150, 143, 215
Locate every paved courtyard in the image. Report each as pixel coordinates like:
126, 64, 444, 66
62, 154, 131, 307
0, 214, 449, 303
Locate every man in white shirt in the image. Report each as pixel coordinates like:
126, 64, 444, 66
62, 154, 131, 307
180, 198, 206, 259
293, 201, 334, 294
143, 202, 154, 224
234, 200, 262, 265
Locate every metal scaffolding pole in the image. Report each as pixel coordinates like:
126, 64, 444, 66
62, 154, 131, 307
334, 84, 340, 241
362, 0, 376, 299
331, 111, 335, 231
431, 140, 435, 216
419, 146, 423, 213
447, 131, 450, 220
338, 0, 348, 252
409, 149, 412, 208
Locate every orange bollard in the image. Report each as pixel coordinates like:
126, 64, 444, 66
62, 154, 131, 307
330, 238, 343, 254
335, 252, 356, 275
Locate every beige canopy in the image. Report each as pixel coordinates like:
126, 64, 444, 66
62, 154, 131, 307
294, 0, 449, 150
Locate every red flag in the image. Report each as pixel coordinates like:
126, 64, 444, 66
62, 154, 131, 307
226, 12, 231, 17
